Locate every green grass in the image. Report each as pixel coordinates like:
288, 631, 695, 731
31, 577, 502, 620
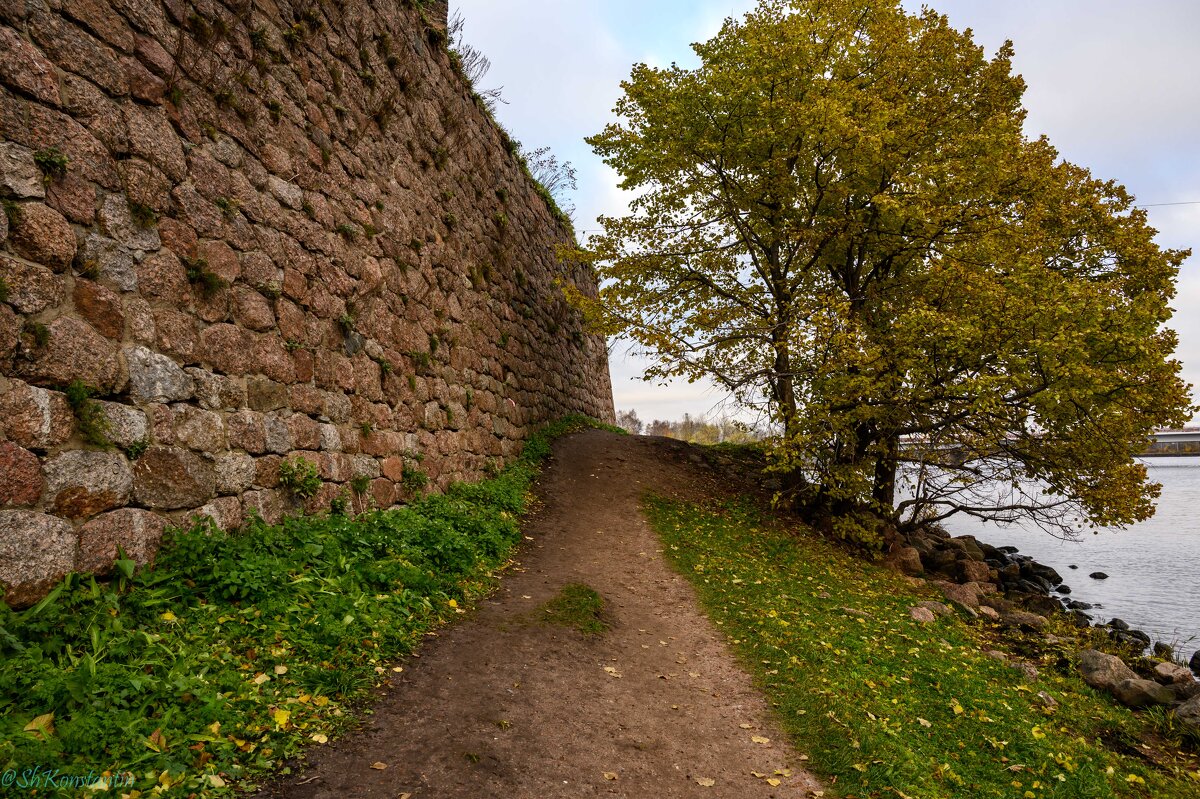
0, 415, 608, 797
645, 496, 1200, 799
540, 583, 607, 636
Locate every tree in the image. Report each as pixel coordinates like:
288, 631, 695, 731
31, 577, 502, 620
577, 0, 1193, 542
615, 408, 644, 435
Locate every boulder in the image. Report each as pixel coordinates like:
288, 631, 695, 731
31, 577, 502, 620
953, 559, 991, 584
9, 202, 76, 270
76, 508, 167, 574
889, 546, 923, 576
0, 511, 77, 607
42, 450, 133, 519
908, 606, 937, 624
1152, 661, 1194, 686
125, 345, 194, 403
1089, 572, 1109, 580
132, 447, 215, 510
1178, 694, 1200, 729
1001, 610, 1048, 631
0, 442, 44, 507
1111, 678, 1174, 709
1078, 649, 1137, 691
1191, 649, 1200, 677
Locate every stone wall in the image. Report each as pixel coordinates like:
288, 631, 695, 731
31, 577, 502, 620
0, 0, 614, 606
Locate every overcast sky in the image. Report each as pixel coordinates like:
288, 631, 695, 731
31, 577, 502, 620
453, 0, 1200, 424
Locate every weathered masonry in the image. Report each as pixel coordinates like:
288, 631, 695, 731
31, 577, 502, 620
0, 0, 614, 605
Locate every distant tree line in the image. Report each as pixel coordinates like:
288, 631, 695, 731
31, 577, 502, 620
614, 409, 764, 445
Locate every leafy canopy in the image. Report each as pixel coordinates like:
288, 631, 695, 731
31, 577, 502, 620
577, 0, 1193, 540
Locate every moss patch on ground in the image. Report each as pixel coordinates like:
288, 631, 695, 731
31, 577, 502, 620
646, 495, 1200, 799
539, 583, 607, 636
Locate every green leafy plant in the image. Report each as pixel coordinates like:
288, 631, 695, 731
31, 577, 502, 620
64, 380, 111, 448
0, 274, 8, 304
122, 438, 149, 460
335, 223, 358, 241
350, 475, 371, 495
266, 99, 283, 122
338, 312, 355, 335
278, 458, 322, 500
34, 146, 69, 180
401, 464, 428, 492
284, 339, 303, 352
185, 258, 226, 298
442, 212, 457, 230
215, 196, 241, 219
249, 26, 268, 49
359, 421, 373, 438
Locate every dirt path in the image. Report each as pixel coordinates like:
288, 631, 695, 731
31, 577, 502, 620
258, 430, 822, 798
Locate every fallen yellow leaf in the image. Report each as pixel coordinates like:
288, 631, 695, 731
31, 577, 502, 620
751, 735, 770, 744
371, 762, 388, 770
311, 733, 328, 744
274, 665, 288, 675
767, 778, 781, 787
603, 772, 618, 780
23, 713, 55, 741
273, 709, 290, 728
696, 776, 716, 787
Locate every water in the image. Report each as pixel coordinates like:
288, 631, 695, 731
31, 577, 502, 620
939, 456, 1200, 665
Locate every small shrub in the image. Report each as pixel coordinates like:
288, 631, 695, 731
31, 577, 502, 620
338, 312, 355, 335
363, 223, 377, 239
335, 223, 357, 240
442, 212, 457, 230
185, 258, 226, 298
409, 238, 423, 253
0, 275, 8, 304
284, 339, 303, 352
282, 23, 305, 47
433, 147, 449, 170
23, 321, 49, 348
165, 84, 185, 106
249, 26, 268, 49
350, 475, 371, 495
33, 147, 69, 180
64, 380, 111, 448
360, 421, 373, 438
2, 199, 23, 226
128, 202, 158, 227
278, 457, 321, 500
215, 196, 241, 218
267, 99, 283, 123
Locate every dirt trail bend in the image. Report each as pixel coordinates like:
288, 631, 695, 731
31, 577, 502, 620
260, 429, 821, 798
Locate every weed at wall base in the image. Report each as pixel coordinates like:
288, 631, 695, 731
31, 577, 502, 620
0, 415, 612, 797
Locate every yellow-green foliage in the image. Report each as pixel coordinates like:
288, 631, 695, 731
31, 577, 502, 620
581, 0, 1192, 533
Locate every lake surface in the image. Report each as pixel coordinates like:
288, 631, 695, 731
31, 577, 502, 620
939, 456, 1200, 665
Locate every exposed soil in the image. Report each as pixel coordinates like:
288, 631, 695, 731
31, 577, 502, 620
256, 429, 822, 798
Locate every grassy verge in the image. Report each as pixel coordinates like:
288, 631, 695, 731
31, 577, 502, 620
0, 415, 613, 797
646, 495, 1200, 799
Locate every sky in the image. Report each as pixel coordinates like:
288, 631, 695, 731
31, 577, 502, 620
452, 0, 1200, 424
